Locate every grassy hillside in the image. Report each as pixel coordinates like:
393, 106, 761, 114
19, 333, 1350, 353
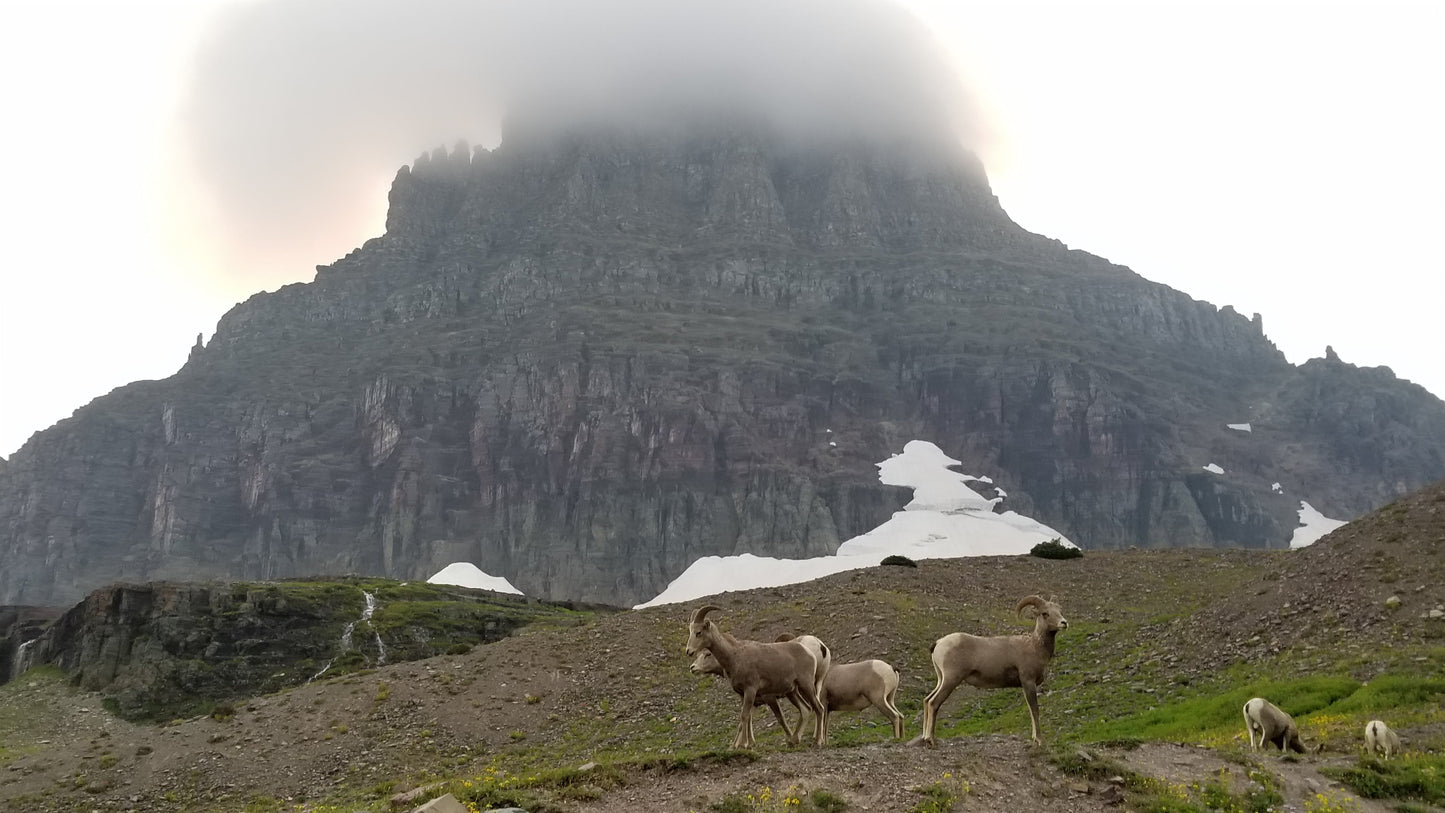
1, 482, 1442, 812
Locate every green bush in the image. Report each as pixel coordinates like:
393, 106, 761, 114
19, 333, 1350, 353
1030, 538, 1082, 559
880, 555, 918, 568
1324, 755, 1445, 805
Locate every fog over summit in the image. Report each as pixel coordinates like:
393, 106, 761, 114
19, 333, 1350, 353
180, 0, 985, 288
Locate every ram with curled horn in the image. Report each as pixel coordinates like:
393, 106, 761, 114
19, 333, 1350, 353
916, 594, 1068, 747
684, 604, 827, 749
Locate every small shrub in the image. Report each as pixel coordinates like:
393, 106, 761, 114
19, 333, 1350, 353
710, 784, 845, 812
808, 788, 848, 812
910, 773, 970, 813
880, 555, 918, 568
1324, 754, 1445, 805
1030, 538, 1082, 559
1304, 790, 1362, 812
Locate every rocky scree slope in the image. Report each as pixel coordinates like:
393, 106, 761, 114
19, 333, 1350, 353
1, 122, 1443, 608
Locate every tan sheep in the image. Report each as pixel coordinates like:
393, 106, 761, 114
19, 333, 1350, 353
818, 659, 904, 741
1365, 720, 1401, 759
1243, 697, 1307, 754
684, 605, 826, 748
918, 595, 1068, 746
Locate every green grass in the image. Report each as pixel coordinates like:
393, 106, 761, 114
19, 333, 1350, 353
1323, 755, 1445, 806
1070, 675, 1360, 746
0, 667, 71, 765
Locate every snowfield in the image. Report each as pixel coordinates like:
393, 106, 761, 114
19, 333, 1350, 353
635, 440, 1074, 608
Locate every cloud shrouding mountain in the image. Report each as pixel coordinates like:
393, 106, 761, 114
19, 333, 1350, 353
177, 0, 985, 288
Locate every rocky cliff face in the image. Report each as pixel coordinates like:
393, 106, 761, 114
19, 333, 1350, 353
6, 579, 599, 720
2, 123, 1443, 608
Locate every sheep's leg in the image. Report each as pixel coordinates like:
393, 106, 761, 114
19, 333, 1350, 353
736, 687, 759, 749
1244, 710, 1259, 749
764, 699, 795, 742
881, 687, 905, 739
800, 679, 826, 746
788, 690, 813, 744
1022, 681, 1043, 744
919, 675, 962, 747
787, 691, 807, 740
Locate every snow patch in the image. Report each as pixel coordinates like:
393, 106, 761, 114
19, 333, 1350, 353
427, 562, 524, 595
1227, 423, 1252, 432
1271, 482, 1283, 494
1203, 463, 1225, 474
1289, 501, 1347, 549
635, 440, 1074, 608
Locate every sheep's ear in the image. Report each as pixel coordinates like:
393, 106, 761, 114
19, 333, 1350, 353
691, 605, 723, 624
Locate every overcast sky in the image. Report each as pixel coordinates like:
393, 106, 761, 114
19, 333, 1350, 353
1, 0, 1441, 459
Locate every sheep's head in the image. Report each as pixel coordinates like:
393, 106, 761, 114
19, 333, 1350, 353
689, 649, 724, 677
1017, 595, 1068, 633
685, 605, 722, 656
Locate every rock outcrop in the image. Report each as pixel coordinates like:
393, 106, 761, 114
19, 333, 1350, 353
2, 122, 1443, 608
6, 578, 602, 720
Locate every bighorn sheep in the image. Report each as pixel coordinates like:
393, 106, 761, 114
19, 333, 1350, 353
818, 659, 905, 741
918, 595, 1068, 747
1365, 720, 1400, 759
685, 606, 826, 748
690, 632, 833, 742
1243, 697, 1307, 753
690, 649, 807, 739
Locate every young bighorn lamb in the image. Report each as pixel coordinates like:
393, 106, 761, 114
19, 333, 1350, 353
1365, 720, 1401, 759
818, 659, 905, 741
918, 595, 1068, 747
685, 606, 826, 748
1243, 697, 1307, 753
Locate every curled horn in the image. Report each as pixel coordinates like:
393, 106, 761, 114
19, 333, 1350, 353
1016, 595, 1048, 618
691, 605, 722, 624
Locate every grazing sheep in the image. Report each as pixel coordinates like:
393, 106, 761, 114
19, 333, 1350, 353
689, 649, 806, 739
1365, 720, 1400, 759
685, 605, 826, 748
918, 595, 1068, 747
1243, 697, 1307, 753
818, 659, 905, 741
